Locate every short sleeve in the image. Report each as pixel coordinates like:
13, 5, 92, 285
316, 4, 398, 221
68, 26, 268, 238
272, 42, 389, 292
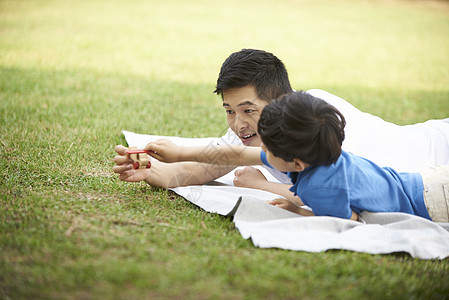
260, 151, 274, 168
216, 128, 242, 146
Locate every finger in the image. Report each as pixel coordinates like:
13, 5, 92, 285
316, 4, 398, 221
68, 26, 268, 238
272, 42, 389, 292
119, 173, 130, 181
144, 142, 161, 153
115, 145, 128, 155
144, 138, 169, 149
119, 169, 136, 181
148, 152, 163, 161
113, 155, 133, 165
268, 198, 284, 205
243, 166, 263, 175
243, 166, 256, 171
234, 169, 241, 176
143, 142, 152, 151
113, 164, 133, 174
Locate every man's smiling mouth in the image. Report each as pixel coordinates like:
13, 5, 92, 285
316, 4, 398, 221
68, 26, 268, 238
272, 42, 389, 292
241, 133, 257, 140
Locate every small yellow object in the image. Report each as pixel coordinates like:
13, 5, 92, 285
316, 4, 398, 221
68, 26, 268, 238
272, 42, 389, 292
128, 146, 151, 169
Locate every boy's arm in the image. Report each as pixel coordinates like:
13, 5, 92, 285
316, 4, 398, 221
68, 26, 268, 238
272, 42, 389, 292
145, 139, 262, 166
268, 198, 315, 216
234, 167, 304, 206
350, 211, 359, 221
263, 183, 304, 206
268, 198, 359, 221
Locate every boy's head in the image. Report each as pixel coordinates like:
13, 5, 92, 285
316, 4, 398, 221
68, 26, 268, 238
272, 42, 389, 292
258, 91, 346, 166
214, 49, 292, 103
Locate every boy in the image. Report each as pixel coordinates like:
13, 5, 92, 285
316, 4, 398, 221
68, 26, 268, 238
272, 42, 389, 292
147, 91, 449, 222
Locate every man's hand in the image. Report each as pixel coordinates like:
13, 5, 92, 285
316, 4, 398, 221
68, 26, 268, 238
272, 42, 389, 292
113, 145, 151, 182
233, 166, 268, 188
145, 139, 183, 163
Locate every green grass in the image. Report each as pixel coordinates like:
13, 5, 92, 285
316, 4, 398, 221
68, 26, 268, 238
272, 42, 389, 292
1, 0, 449, 299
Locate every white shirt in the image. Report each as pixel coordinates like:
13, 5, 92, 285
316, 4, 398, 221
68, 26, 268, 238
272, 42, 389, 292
219, 89, 449, 183
308, 89, 449, 173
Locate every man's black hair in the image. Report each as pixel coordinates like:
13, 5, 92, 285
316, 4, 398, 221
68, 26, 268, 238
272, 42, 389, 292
258, 91, 346, 166
214, 49, 292, 102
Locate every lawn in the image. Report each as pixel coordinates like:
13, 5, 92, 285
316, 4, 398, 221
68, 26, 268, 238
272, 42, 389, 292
1, 0, 449, 299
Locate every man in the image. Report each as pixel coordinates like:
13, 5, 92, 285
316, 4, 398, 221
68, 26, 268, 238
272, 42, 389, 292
113, 49, 449, 198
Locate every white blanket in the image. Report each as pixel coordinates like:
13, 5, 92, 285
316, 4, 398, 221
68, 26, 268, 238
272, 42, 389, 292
123, 130, 449, 259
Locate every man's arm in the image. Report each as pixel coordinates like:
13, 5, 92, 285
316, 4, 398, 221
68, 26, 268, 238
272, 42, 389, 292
146, 139, 262, 167
145, 160, 235, 188
113, 145, 235, 188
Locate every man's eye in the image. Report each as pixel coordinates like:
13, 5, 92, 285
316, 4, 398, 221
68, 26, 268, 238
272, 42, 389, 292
226, 110, 234, 114
245, 109, 255, 113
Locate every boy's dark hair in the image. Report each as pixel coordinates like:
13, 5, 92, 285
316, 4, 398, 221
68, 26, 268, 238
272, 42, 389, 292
214, 49, 292, 102
258, 91, 346, 166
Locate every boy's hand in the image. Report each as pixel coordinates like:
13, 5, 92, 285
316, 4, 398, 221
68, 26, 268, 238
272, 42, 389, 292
113, 145, 151, 182
267, 198, 301, 214
268, 198, 315, 217
233, 167, 267, 188
144, 139, 182, 163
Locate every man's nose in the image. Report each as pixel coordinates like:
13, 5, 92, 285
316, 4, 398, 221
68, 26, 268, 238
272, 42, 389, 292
235, 115, 247, 131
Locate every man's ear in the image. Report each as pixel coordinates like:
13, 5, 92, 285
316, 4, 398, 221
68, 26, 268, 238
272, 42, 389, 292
293, 158, 307, 172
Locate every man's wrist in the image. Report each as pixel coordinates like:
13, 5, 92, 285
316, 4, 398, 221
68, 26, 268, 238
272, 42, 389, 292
178, 146, 191, 162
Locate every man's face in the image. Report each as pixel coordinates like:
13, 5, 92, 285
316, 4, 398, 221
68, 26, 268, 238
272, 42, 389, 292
222, 85, 268, 147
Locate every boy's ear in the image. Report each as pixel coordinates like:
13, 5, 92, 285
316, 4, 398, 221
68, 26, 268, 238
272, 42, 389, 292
293, 158, 307, 172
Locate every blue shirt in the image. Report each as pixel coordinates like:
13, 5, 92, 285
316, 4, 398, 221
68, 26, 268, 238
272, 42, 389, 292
260, 150, 430, 220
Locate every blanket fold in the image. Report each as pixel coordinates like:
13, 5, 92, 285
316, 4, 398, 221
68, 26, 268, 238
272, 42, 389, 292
232, 196, 449, 259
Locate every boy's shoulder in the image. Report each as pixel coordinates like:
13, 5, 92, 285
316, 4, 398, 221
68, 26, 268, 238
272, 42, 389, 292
299, 151, 352, 184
